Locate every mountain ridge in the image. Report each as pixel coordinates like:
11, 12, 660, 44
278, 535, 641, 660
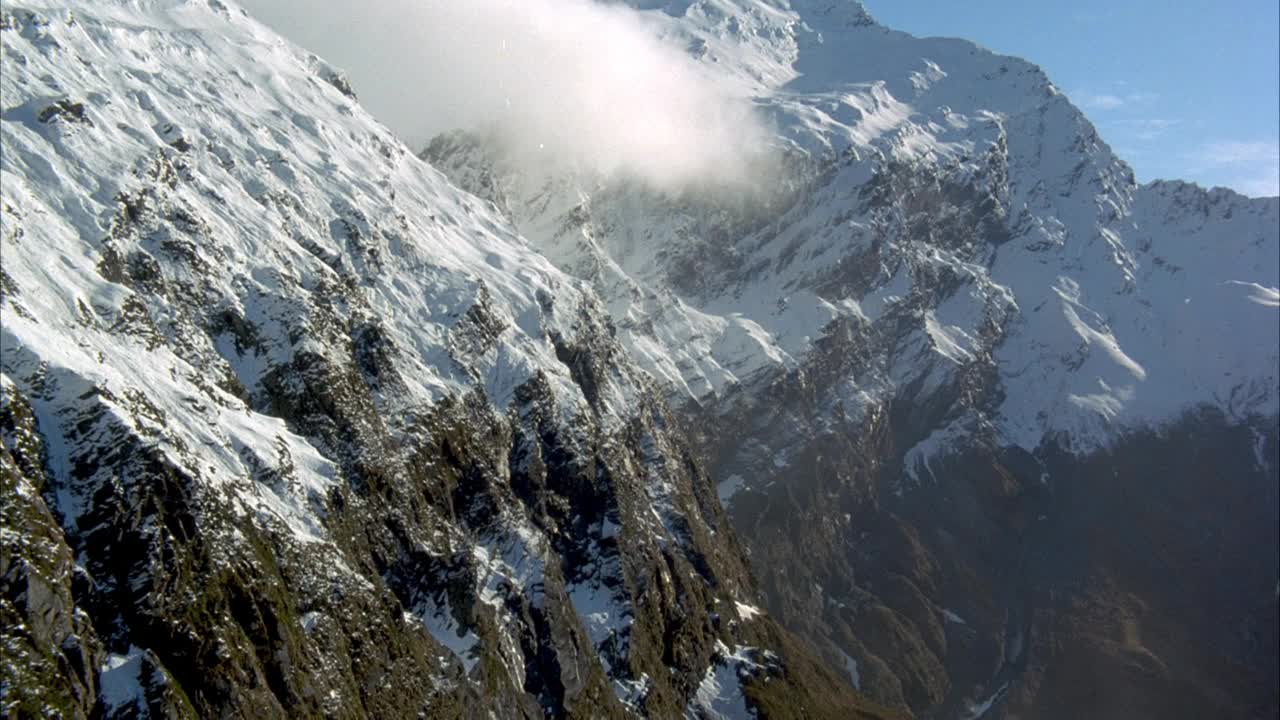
3, 0, 1277, 718
423, 1, 1278, 716
1, 2, 899, 717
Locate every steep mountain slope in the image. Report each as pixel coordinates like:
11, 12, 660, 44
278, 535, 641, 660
432, 0, 1278, 451
423, 1, 1280, 717
0, 2, 900, 718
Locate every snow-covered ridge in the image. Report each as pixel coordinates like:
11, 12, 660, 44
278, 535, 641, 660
5, 3, 880, 717
1, 0, 645, 693
0, 0, 625, 539
431, 0, 1278, 462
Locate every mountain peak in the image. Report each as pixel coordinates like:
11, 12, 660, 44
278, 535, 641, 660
790, 0, 878, 28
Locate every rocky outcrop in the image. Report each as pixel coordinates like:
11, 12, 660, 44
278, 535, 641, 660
2, 387, 103, 719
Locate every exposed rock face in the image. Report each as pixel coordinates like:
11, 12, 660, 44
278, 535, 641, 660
998, 415, 1279, 720
0, 3, 898, 718
2, 388, 102, 719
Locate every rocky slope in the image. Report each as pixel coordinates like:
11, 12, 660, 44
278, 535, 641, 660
0, 2, 901, 718
423, 1, 1280, 717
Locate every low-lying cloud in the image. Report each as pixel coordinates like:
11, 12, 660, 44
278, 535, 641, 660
239, 0, 773, 190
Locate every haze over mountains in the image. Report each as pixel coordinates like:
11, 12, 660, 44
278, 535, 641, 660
2, 1, 1276, 719
238, 0, 776, 190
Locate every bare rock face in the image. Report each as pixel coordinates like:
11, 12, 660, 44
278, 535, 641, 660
2, 390, 102, 719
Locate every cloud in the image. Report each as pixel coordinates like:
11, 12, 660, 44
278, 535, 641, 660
1193, 140, 1280, 197
1081, 93, 1126, 111
1113, 117, 1181, 142
1123, 91, 1159, 105
237, 0, 773, 191
1197, 140, 1280, 167
1077, 90, 1159, 112
1235, 173, 1280, 198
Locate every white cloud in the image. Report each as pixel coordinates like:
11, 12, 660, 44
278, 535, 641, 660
1076, 89, 1158, 112
1081, 93, 1126, 111
238, 0, 774, 191
1197, 140, 1280, 167
1111, 117, 1181, 142
1192, 140, 1280, 197
1235, 173, 1280, 198
1123, 91, 1159, 105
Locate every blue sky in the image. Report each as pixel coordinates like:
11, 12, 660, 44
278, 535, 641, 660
862, 0, 1280, 197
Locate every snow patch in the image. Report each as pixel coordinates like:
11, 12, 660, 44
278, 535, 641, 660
98, 647, 146, 714
412, 597, 481, 674
838, 648, 861, 690
686, 643, 760, 720
734, 601, 763, 621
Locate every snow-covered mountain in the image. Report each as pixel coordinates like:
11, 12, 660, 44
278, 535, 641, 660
433, 0, 1278, 457
1, 2, 895, 718
424, 0, 1280, 717
4, 0, 1277, 719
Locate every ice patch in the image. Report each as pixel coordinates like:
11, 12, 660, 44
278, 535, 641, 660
837, 648, 861, 690
600, 514, 621, 540
566, 578, 632, 674
687, 644, 760, 720
413, 597, 481, 674
99, 647, 146, 714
